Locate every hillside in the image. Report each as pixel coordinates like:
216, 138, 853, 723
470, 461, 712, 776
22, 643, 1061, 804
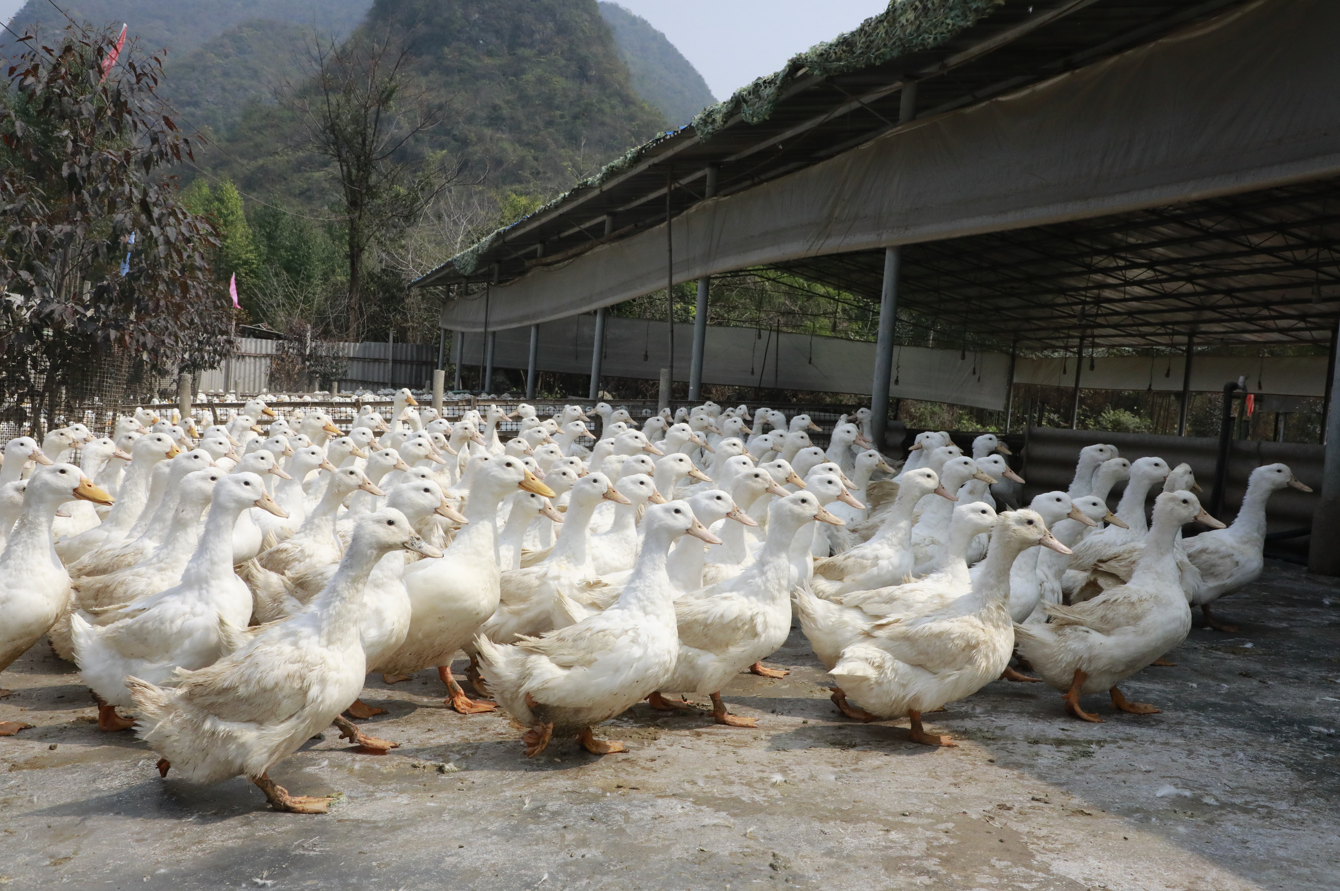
204, 0, 669, 205
164, 19, 311, 135
598, 2, 716, 125
1, 0, 367, 56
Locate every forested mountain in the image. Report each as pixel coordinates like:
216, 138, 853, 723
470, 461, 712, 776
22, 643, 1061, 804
203, 0, 669, 204
598, 2, 716, 125
2, 0, 367, 56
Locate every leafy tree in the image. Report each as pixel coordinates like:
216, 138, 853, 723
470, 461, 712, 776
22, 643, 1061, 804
182, 177, 260, 289
0, 22, 232, 429
280, 27, 454, 338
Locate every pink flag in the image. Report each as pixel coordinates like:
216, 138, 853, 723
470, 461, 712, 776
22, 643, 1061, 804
229, 273, 240, 309
100, 25, 127, 84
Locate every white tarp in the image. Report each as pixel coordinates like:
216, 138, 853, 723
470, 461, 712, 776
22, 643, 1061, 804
458, 316, 1012, 409
440, 0, 1340, 331
458, 316, 1332, 406
1015, 355, 1331, 397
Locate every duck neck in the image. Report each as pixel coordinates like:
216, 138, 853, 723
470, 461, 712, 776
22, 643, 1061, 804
875, 485, 930, 544
312, 538, 389, 645
1115, 474, 1159, 533
298, 481, 353, 539
450, 482, 504, 565
1131, 510, 1184, 586
612, 527, 676, 614
972, 536, 1033, 605
148, 498, 210, 560
0, 453, 23, 486
937, 520, 983, 573
100, 457, 158, 533
754, 516, 809, 591
497, 503, 533, 567
3, 493, 62, 572
180, 496, 248, 588
1069, 456, 1100, 495
847, 464, 875, 499
1229, 479, 1274, 542
548, 494, 601, 567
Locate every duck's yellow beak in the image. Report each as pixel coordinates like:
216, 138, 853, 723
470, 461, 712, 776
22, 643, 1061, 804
165, 444, 182, 459
323, 422, 343, 436
73, 476, 114, 505
406, 393, 419, 406
1067, 505, 1098, 526
519, 470, 556, 498
31, 447, 54, 466
254, 490, 288, 518
1104, 511, 1128, 529
262, 406, 277, 418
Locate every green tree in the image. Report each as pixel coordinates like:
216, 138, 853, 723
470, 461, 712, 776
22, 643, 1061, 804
0, 22, 232, 427
183, 177, 260, 287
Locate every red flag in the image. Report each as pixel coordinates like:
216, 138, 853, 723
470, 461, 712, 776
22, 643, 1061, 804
229, 273, 240, 309
1245, 394, 1255, 417
100, 25, 126, 84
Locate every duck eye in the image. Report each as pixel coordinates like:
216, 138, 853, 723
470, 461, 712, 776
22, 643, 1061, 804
387, 520, 395, 526
1026, 519, 1034, 525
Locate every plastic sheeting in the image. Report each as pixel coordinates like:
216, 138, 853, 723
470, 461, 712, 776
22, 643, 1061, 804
1015, 355, 1331, 397
440, 0, 1340, 331
457, 316, 1012, 409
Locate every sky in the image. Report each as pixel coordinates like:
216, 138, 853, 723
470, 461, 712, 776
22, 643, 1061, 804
1, 1, 891, 100
608, 1, 891, 100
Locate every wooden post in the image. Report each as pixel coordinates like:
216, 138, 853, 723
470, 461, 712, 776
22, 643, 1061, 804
178, 373, 191, 424
658, 367, 671, 414
1069, 332, 1085, 429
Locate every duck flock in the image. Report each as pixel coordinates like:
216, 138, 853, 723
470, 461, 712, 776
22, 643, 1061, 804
0, 391, 1310, 814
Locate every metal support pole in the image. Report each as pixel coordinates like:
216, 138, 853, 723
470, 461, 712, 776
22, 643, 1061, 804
658, 367, 671, 415
1177, 332, 1196, 435
387, 329, 394, 387
1210, 380, 1242, 518
589, 308, 607, 401
526, 324, 539, 401
688, 165, 719, 403
432, 370, 444, 415
665, 169, 676, 398
870, 246, 901, 449
1070, 332, 1085, 429
451, 330, 462, 391
1003, 345, 1017, 433
436, 328, 445, 370
1311, 320, 1340, 575
483, 331, 496, 395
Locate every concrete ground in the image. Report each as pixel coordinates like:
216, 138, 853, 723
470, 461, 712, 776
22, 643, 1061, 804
2, 561, 1338, 891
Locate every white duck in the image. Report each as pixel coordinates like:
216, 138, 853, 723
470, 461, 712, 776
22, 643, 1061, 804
831, 510, 1070, 745
381, 457, 555, 713
476, 501, 719, 756
497, 491, 564, 572
0, 437, 53, 485
0, 464, 113, 710
71, 473, 286, 731
648, 492, 839, 725
1015, 491, 1224, 722
127, 510, 437, 813
1063, 456, 1171, 591
1181, 463, 1310, 632
810, 469, 953, 599
589, 474, 664, 575
1067, 443, 1120, 498
56, 432, 180, 563
795, 501, 999, 719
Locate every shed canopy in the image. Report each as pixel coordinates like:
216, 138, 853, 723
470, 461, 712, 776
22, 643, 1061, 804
420, 0, 1340, 352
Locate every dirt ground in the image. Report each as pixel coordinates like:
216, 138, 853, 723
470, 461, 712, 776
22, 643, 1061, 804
2, 560, 1338, 891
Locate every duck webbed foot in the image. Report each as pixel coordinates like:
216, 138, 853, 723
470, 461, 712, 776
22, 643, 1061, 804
1200, 604, 1239, 634
0, 721, 33, 736
1062, 669, 1104, 723
1001, 666, 1042, 683
252, 773, 332, 814
156, 758, 171, 777
1150, 657, 1178, 667
97, 704, 135, 732
710, 692, 757, 728
465, 656, 489, 697
907, 710, 956, 747
830, 687, 879, 722
1110, 686, 1161, 715
748, 662, 789, 678
440, 665, 497, 714
334, 715, 400, 754
345, 698, 385, 719
381, 673, 412, 684
647, 692, 695, 711
577, 727, 626, 755
523, 722, 554, 758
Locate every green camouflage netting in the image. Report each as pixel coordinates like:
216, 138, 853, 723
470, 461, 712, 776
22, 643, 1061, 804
445, 0, 1004, 278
